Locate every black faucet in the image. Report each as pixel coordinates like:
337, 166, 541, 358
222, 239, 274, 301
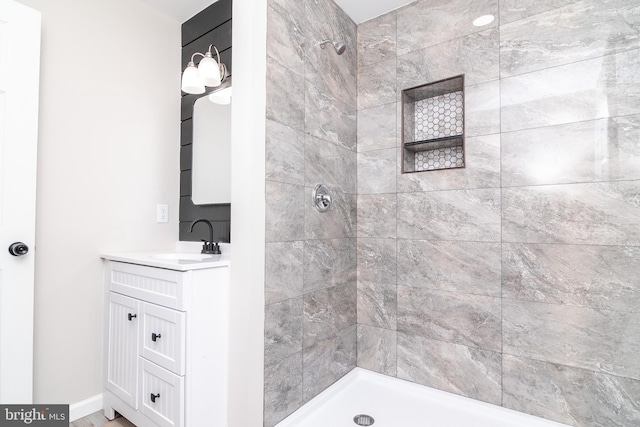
189, 218, 221, 254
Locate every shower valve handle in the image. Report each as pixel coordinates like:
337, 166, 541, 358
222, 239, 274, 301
312, 184, 332, 212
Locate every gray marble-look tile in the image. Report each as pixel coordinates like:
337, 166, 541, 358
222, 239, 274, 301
397, 28, 499, 90
357, 193, 397, 239
265, 297, 303, 367
304, 0, 357, 109
358, 102, 397, 152
397, 188, 501, 241
266, 119, 305, 185
263, 352, 303, 427
357, 238, 397, 285
397, 332, 502, 405
304, 188, 356, 239
397, 240, 501, 297
503, 243, 640, 312
305, 45, 357, 111
266, 181, 305, 242
357, 324, 397, 376
503, 355, 640, 427
305, 134, 356, 194
502, 181, 640, 246
266, 58, 305, 131
303, 325, 356, 402
266, 241, 304, 305
397, 134, 501, 192
503, 299, 640, 379
465, 80, 500, 138
357, 58, 397, 111
303, 238, 356, 293
397, 287, 502, 351
396, 0, 498, 55
357, 11, 397, 68
357, 280, 397, 329
266, 0, 305, 76
303, 283, 356, 347
305, 82, 356, 152
499, 0, 581, 25
500, 0, 640, 77
501, 49, 640, 133
357, 148, 396, 194
502, 115, 640, 187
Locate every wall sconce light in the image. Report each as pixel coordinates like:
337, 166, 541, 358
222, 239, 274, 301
181, 44, 228, 94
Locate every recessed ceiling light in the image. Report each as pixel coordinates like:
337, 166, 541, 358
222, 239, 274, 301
473, 15, 495, 27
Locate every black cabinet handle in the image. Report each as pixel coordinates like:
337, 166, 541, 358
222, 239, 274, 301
150, 393, 160, 403
128, 313, 137, 321
152, 333, 162, 342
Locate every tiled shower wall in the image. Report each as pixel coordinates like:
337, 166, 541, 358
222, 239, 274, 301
356, 0, 640, 426
263, 0, 357, 425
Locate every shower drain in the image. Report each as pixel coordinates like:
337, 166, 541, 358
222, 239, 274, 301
353, 414, 375, 426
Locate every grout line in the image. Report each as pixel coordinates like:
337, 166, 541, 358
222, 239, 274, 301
502, 352, 639, 383
498, 15, 505, 405
396, 25, 498, 59
394, 7, 399, 379
500, 45, 640, 80
500, 111, 640, 136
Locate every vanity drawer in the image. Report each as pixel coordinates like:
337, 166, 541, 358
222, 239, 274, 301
108, 262, 185, 309
141, 302, 186, 375
139, 358, 184, 427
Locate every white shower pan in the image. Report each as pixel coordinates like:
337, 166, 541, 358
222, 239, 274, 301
275, 368, 570, 427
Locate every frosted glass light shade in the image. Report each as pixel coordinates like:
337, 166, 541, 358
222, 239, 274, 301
198, 55, 221, 87
181, 63, 205, 94
208, 86, 232, 105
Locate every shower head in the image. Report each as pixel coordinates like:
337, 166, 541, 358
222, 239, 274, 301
319, 39, 346, 55
333, 41, 346, 55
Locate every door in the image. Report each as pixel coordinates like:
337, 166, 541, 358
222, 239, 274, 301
107, 292, 139, 408
0, 1, 41, 403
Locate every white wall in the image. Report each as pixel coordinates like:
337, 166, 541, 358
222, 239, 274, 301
15, 0, 180, 406
229, 0, 266, 425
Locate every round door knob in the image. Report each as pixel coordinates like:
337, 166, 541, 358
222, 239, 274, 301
8, 242, 29, 256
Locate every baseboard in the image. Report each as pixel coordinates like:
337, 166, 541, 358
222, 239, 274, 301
69, 393, 103, 422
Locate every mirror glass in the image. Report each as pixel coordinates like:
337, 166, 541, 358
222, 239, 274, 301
192, 91, 231, 204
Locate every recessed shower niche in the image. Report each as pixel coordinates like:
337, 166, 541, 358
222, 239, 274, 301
402, 75, 465, 173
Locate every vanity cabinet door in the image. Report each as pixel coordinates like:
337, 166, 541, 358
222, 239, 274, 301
106, 292, 139, 408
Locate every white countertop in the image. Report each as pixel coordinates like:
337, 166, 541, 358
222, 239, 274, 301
102, 246, 231, 271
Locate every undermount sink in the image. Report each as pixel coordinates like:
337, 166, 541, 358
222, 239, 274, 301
150, 253, 214, 261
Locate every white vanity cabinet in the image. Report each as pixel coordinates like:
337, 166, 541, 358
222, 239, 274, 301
103, 258, 230, 427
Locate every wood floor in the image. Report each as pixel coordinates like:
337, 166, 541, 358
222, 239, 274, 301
69, 411, 135, 427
